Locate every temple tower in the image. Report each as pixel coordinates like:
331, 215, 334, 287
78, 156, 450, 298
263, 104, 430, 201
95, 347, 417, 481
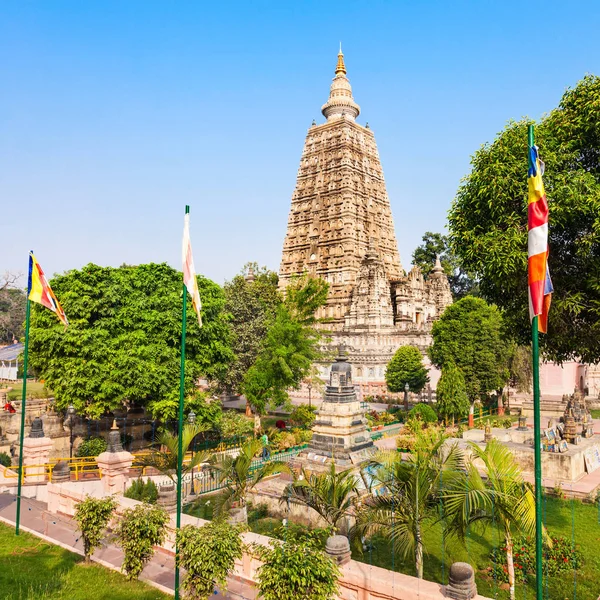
278, 48, 403, 329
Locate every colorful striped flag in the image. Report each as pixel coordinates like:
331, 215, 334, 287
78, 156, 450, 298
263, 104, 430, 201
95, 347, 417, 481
182, 212, 202, 326
28, 252, 69, 326
528, 145, 553, 333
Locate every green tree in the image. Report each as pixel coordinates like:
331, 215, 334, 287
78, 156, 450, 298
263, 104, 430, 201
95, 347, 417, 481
114, 503, 169, 580
177, 520, 243, 600
0, 272, 26, 344
355, 429, 463, 579
138, 422, 210, 483
509, 345, 533, 394
385, 346, 428, 394
428, 297, 511, 403
435, 363, 470, 425
73, 496, 117, 563
290, 404, 317, 428
243, 282, 328, 414
444, 439, 542, 600
448, 75, 600, 363
221, 264, 280, 397
208, 438, 291, 525
254, 528, 340, 600
283, 462, 359, 535
411, 232, 477, 299
27, 263, 233, 419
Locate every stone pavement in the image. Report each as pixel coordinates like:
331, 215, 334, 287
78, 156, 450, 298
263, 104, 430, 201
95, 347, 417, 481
0, 494, 229, 598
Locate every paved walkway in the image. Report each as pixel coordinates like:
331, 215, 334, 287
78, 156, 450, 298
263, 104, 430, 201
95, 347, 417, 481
0, 494, 228, 598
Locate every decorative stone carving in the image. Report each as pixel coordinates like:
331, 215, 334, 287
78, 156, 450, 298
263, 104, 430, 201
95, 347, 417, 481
278, 51, 453, 396
22, 423, 53, 482
157, 483, 177, 513
29, 417, 44, 439
96, 420, 133, 495
51, 460, 71, 483
446, 562, 478, 599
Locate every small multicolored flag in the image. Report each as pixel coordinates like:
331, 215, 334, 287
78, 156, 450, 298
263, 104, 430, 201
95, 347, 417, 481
28, 252, 68, 326
528, 145, 553, 333
182, 211, 202, 326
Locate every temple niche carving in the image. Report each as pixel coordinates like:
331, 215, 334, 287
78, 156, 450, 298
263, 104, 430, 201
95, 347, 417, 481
279, 49, 452, 395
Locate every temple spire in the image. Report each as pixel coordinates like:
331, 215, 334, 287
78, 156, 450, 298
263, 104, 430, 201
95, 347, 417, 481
321, 46, 360, 121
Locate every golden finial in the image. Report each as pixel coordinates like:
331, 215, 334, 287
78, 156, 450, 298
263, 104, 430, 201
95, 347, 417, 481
335, 44, 346, 76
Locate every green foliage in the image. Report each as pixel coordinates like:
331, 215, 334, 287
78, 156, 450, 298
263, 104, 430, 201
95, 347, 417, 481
509, 345, 533, 394
114, 503, 169, 580
76, 436, 108, 458
285, 462, 359, 532
186, 392, 223, 427
448, 75, 600, 363
218, 410, 254, 438
74, 495, 117, 562
177, 520, 243, 600
429, 297, 511, 402
408, 403, 438, 425
385, 346, 429, 394
0, 452, 11, 467
435, 363, 470, 424
355, 429, 463, 579
283, 273, 330, 326
124, 478, 159, 504
290, 404, 317, 428
489, 534, 583, 583
209, 439, 291, 522
254, 528, 340, 600
291, 427, 313, 445
411, 232, 477, 299
138, 422, 210, 482
27, 263, 233, 419
220, 264, 281, 395
0, 277, 26, 344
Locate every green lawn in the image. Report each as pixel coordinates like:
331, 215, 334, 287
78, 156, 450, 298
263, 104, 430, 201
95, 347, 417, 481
591, 409, 600, 419
0, 523, 168, 600
355, 497, 600, 600
6, 381, 50, 401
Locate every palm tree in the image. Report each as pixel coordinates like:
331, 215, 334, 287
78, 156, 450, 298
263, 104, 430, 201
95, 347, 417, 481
209, 438, 291, 525
138, 422, 210, 482
354, 428, 463, 579
283, 462, 359, 535
443, 438, 542, 600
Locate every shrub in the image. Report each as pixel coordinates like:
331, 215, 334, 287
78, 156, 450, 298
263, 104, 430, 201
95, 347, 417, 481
177, 520, 243, 600
124, 478, 159, 504
292, 428, 312, 445
254, 528, 340, 600
396, 435, 416, 452
76, 436, 107, 458
489, 535, 584, 583
114, 503, 169, 580
219, 410, 254, 439
502, 417, 513, 429
408, 403, 438, 425
74, 495, 117, 562
276, 431, 297, 451
290, 404, 317, 428
0, 452, 11, 467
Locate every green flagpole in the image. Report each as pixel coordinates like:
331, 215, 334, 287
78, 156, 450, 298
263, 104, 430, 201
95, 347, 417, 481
174, 206, 189, 600
528, 124, 544, 600
15, 258, 32, 536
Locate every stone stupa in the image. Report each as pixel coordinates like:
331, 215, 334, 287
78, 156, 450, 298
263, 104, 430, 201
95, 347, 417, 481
298, 346, 374, 472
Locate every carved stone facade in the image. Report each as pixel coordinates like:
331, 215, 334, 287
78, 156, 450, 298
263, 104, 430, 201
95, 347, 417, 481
279, 50, 453, 394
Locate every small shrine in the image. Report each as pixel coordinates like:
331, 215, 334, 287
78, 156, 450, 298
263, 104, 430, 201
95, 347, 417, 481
542, 391, 594, 452
298, 346, 374, 471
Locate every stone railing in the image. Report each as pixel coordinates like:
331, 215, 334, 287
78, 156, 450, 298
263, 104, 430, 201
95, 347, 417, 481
46, 481, 491, 600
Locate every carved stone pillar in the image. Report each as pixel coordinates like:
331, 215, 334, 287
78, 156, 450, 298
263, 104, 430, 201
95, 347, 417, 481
96, 420, 133, 495
22, 417, 53, 482
446, 562, 478, 599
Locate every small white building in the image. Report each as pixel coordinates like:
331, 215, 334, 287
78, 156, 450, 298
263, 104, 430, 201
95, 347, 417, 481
0, 343, 22, 381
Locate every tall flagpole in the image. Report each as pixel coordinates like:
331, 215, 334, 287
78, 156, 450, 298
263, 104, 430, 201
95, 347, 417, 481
528, 124, 544, 600
174, 206, 189, 600
15, 259, 32, 535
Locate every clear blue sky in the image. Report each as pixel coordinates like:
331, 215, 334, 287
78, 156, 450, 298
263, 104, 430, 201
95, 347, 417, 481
2, 1, 598, 285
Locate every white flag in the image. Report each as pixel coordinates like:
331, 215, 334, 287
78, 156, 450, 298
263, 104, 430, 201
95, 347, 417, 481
182, 211, 202, 326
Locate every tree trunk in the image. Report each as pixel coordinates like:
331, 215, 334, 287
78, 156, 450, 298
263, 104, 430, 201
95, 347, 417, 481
415, 524, 423, 579
505, 530, 516, 600
245, 398, 252, 417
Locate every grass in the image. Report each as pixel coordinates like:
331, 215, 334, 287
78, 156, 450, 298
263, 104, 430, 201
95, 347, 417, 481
0, 523, 168, 600
354, 496, 600, 600
591, 409, 600, 419
186, 492, 600, 599
6, 381, 50, 401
